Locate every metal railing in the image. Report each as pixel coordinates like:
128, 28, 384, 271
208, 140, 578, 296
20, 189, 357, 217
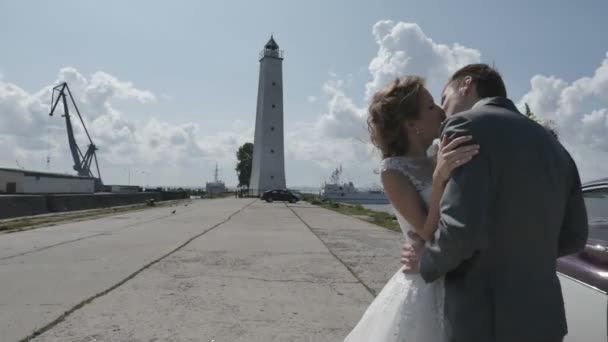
259, 49, 284, 60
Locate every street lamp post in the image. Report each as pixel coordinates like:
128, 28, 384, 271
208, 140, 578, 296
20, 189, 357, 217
123, 167, 131, 185
139, 171, 150, 188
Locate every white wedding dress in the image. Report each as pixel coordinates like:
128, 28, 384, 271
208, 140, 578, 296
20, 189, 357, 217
344, 156, 446, 342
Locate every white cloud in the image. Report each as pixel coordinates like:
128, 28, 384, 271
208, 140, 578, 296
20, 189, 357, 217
0, 68, 251, 186
365, 20, 481, 99
287, 122, 371, 168
302, 20, 606, 185
284, 77, 374, 180
291, 21, 482, 176
316, 79, 367, 140
0, 82, 49, 137
518, 52, 608, 181
3, 21, 606, 187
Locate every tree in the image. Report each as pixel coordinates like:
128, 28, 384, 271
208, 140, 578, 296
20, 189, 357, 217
524, 103, 537, 121
235, 142, 254, 190
524, 102, 558, 139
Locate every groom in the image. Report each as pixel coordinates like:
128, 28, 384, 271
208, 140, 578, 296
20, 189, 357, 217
402, 64, 589, 342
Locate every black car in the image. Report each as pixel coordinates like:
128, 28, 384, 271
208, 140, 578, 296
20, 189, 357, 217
261, 189, 299, 203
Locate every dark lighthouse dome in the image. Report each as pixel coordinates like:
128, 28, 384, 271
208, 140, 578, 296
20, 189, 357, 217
265, 35, 279, 51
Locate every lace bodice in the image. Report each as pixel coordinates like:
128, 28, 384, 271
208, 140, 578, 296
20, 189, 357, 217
379, 156, 436, 241
380, 157, 434, 194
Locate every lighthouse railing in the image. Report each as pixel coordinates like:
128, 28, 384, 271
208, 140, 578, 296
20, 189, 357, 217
259, 49, 284, 59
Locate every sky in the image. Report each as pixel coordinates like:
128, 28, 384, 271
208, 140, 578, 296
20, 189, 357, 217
0, 0, 607, 188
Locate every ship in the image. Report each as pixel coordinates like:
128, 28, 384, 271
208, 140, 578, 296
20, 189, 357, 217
205, 163, 226, 196
319, 166, 388, 204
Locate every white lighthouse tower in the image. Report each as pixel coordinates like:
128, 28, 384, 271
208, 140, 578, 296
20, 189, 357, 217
249, 35, 286, 196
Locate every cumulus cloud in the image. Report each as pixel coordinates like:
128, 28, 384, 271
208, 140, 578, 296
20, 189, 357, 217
287, 122, 371, 169
285, 77, 374, 180
365, 21, 481, 99
3, 20, 606, 186
303, 20, 606, 184
315, 79, 367, 140
0, 68, 251, 185
518, 52, 608, 181
0, 82, 49, 137
295, 21, 482, 175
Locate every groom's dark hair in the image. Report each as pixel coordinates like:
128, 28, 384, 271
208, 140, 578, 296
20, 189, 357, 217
449, 64, 507, 98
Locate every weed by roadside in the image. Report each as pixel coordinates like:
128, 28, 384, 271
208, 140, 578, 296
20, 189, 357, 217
301, 194, 400, 232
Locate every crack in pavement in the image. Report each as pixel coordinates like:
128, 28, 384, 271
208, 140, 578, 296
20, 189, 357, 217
18, 200, 256, 342
173, 273, 362, 285
0, 206, 200, 262
0, 233, 109, 262
286, 204, 377, 298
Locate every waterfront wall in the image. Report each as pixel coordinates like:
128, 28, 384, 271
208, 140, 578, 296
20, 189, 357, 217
45, 193, 163, 213
0, 191, 188, 219
0, 195, 49, 219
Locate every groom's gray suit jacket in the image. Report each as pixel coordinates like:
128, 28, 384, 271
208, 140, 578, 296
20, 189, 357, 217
420, 97, 589, 342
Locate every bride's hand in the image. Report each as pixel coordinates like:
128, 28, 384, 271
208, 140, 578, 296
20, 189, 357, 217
433, 135, 479, 184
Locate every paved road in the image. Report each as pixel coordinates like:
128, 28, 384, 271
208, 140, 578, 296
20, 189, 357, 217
0, 198, 404, 341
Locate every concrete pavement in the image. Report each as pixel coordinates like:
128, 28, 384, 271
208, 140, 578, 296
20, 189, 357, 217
0, 198, 404, 341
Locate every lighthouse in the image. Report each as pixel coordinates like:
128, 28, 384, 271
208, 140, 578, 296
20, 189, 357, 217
249, 36, 286, 196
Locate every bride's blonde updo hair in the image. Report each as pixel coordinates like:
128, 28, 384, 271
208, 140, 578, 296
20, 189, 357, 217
367, 76, 426, 159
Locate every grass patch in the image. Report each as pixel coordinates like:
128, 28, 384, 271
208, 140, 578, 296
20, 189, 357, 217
0, 199, 189, 234
301, 194, 401, 232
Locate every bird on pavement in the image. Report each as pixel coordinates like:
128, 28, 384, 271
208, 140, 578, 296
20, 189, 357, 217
171, 210, 176, 214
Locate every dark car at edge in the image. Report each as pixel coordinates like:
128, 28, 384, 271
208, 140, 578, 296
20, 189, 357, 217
557, 178, 608, 341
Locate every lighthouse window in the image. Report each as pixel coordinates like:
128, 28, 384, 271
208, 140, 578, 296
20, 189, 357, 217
270, 175, 274, 180
272, 104, 276, 108
270, 126, 275, 131
272, 82, 276, 86
270, 149, 275, 154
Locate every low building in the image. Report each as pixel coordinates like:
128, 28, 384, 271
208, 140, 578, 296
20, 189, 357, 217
0, 168, 95, 194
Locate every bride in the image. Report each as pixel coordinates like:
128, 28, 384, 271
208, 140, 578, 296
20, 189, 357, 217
344, 76, 479, 341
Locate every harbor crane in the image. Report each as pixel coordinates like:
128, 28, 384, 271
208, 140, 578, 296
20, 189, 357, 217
49, 82, 103, 190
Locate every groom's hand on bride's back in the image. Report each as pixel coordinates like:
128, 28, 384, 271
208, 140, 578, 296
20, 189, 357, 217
402, 231, 424, 274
